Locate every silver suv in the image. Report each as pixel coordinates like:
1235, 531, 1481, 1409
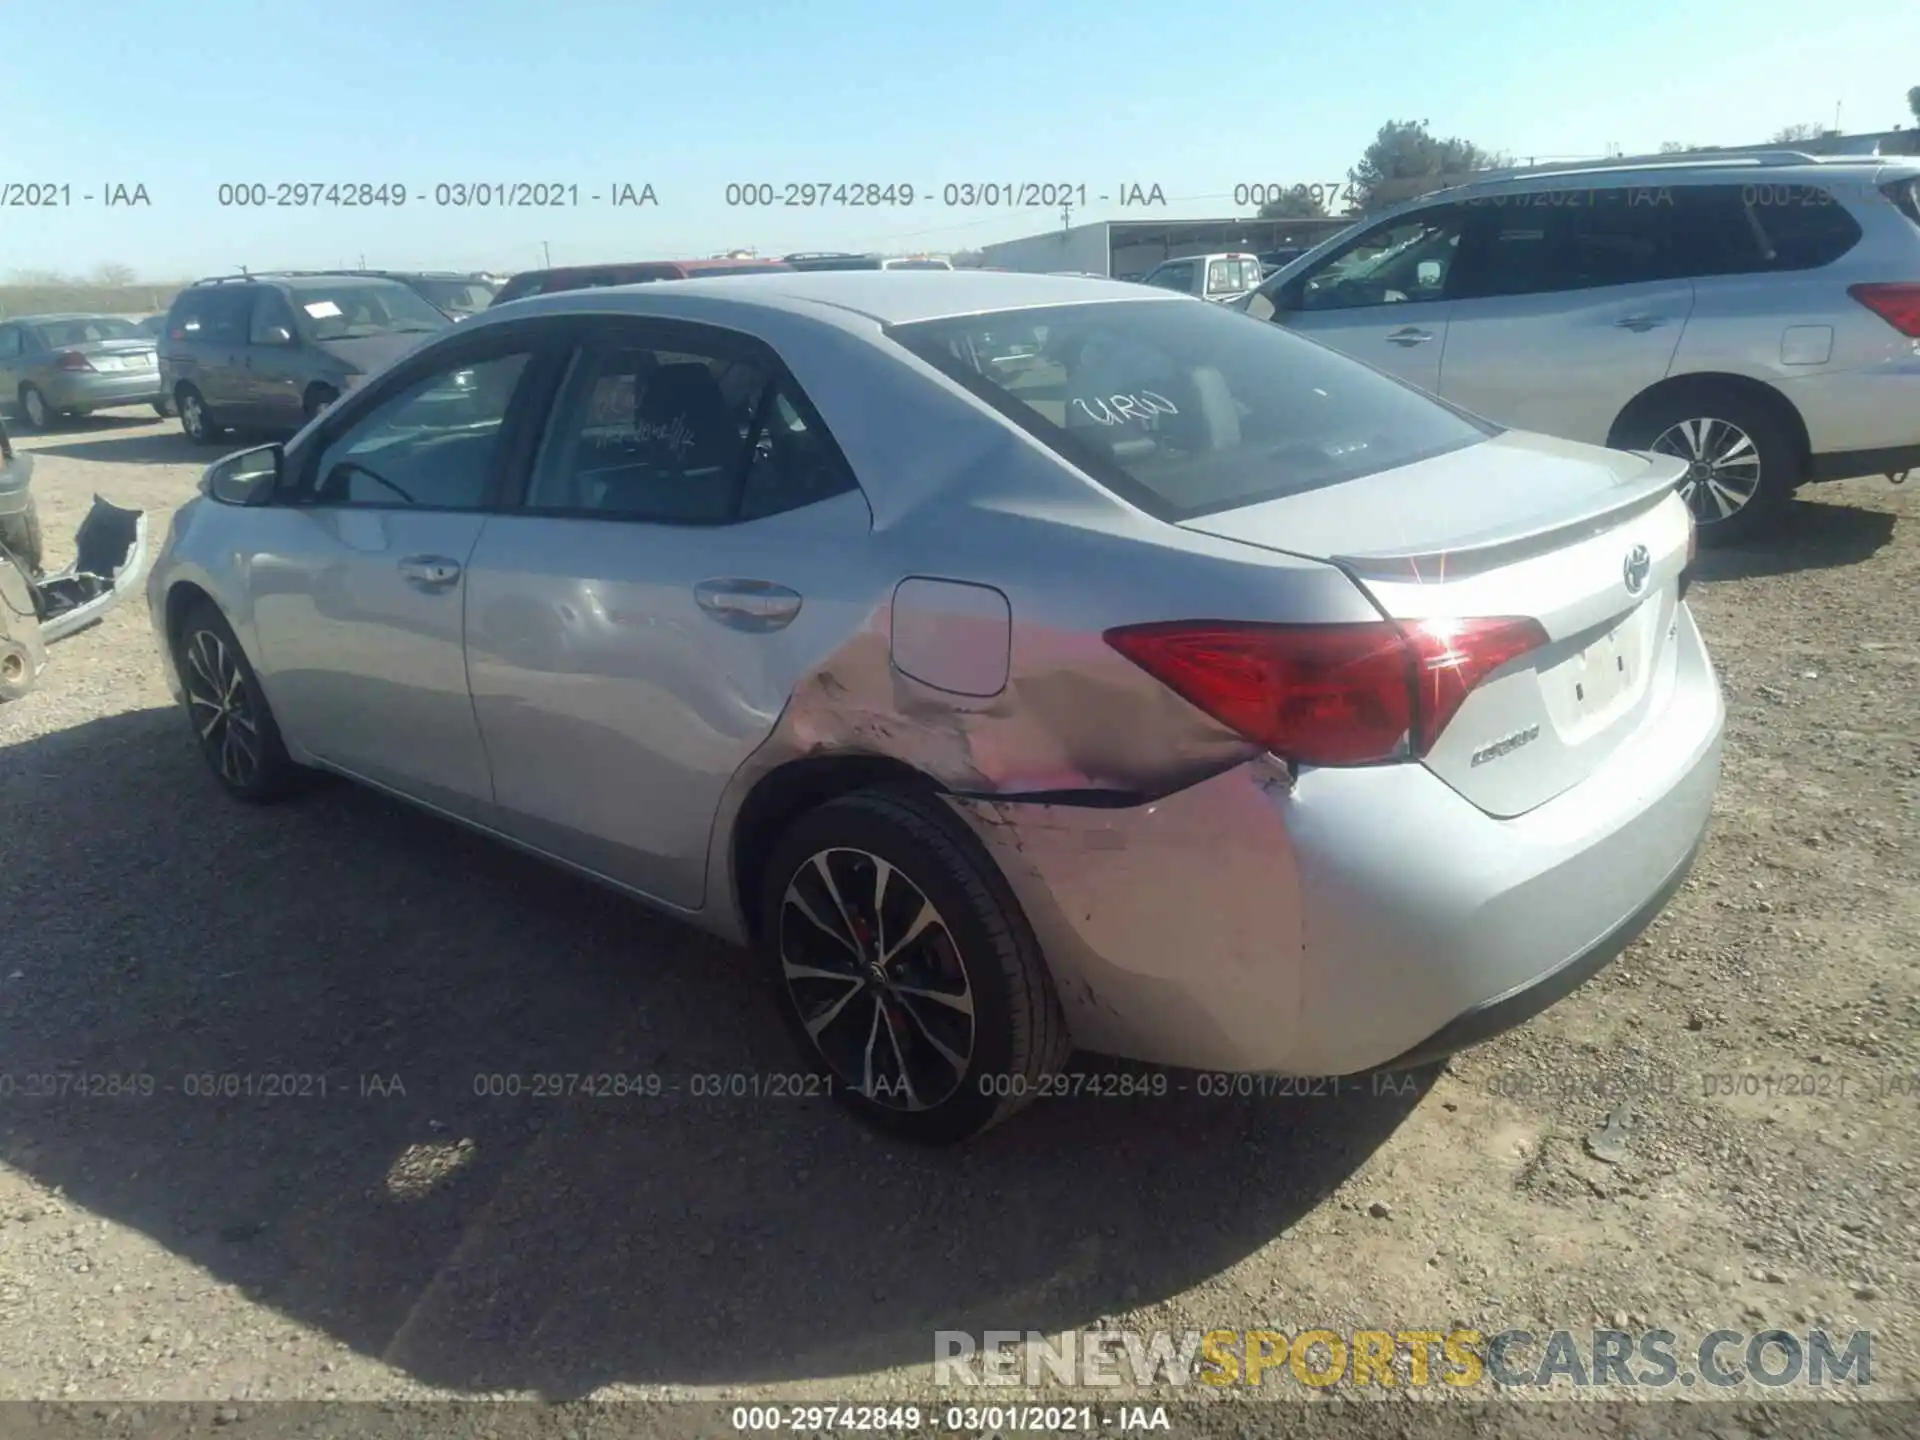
1240, 150, 1920, 540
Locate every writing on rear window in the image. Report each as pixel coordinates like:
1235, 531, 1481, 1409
1070, 391, 1180, 425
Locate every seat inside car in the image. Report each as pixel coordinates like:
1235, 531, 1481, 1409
574, 362, 742, 521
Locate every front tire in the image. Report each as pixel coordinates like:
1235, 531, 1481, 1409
1616, 387, 1797, 544
172, 599, 305, 802
759, 788, 1071, 1144
177, 386, 226, 445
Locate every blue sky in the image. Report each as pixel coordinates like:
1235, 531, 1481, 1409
7, 0, 1917, 279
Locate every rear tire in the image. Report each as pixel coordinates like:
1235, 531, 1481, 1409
172, 598, 306, 802
177, 386, 226, 445
18, 385, 57, 433
1615, 386, 1797, 545
758, 787, 1071, 1144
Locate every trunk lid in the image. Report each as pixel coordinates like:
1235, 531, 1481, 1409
1182, 430, 1694, 816
63, 339, 158, 373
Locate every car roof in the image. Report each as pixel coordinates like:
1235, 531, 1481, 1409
488, 268, 1176, 327
1428, 150, 1917, 199
511, 258, 788, 280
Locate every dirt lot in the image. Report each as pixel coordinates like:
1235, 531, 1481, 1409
0, 412, 1914, 1429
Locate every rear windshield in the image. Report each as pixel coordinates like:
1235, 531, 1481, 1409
887, 299, 1493, 521
286, 283, 451, 340
32, 316, 141, 345
1206, 258, 1263, 294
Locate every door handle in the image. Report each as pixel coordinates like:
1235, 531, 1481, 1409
1386, 327, 1434, 346
694, 578, 802, 632
398, 555, 462, 589
1614, 316, 1669, 332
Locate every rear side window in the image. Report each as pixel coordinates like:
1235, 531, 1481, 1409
525, 330, 856, 524
888, 298, 1493, 522
1666, 184, 1861, 275
175, 290, 249, 344
1885, 177, 1920, 229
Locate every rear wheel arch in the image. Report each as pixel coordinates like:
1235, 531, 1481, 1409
1608, 373, 1812, 472
730, 753, 944, 942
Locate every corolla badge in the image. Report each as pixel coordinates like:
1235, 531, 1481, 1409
1622, 544, 1652, 596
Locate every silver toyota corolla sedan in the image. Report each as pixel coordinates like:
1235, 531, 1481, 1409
145, 270, 1724, 1143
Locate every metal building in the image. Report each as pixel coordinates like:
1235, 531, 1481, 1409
974, 216, 1353, 280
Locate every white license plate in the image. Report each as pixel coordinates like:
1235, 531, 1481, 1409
1569, 623, 1639, 713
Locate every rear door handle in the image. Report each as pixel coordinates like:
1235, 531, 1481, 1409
1614, 316, 1669, 332
1386, 327, 1434, 346
694, 578, 802, 632
398, 555, 462, 589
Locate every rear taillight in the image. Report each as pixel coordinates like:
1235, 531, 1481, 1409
55, 351, 95, 372
1103, 616, 1547, 767
1847, 283, 1920, 338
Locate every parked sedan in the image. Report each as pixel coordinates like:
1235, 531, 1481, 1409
146, 271, 1722, 1143
0, 313, 167, 428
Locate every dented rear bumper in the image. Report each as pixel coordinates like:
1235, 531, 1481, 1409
946, 606, 1723, 1075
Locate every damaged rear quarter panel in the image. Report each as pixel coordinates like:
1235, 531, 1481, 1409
701, 419, 1373, 976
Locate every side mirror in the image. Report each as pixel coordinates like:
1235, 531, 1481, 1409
260, 325, 294, 346
204, 444, 283, 506
1416, 260, 1442, 288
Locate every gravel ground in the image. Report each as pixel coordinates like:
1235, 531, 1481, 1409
0, 412, 1914, 1433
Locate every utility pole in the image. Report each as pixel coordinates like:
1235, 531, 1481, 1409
1061, 199, 1072, 233
542, 240, 552, 268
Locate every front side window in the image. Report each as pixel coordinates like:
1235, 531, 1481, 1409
889, 297, 1493, 521
308, 351, 532, 510
286, 282, 451, 341
248, 291, 299, 344
525, 331, 856, 524
1297, 207, 1465, 310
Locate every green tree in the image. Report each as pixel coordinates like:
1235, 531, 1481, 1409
1658, 141, 1697, 154
1909, 85, 1919, 122
1257, 190, 1329, 220
1772, 121, 1835, 143
1347, 119, 1509, 213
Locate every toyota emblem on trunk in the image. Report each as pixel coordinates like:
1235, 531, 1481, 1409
1623, 544, 1652, 595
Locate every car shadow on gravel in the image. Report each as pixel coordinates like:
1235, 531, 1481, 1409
0, 706, 1428, 1397
30, 425, 208, 468
1694, 496, 1897, 582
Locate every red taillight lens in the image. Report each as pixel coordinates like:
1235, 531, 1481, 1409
1104, 616, 1547, 767
1402, 617, 1549, 755
1847, 283, 1920, 338
55, 351, 95, 372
